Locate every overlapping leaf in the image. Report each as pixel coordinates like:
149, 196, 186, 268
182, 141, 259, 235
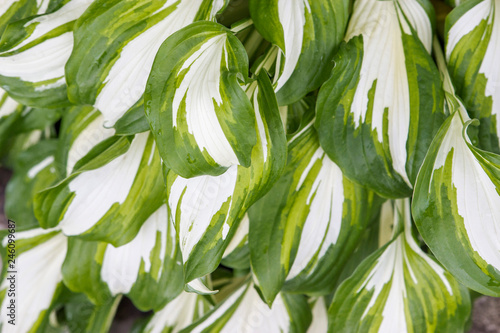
0, 0, 95, 107
249, 0, 349, 105
165, 73, 286, 283
0, 228, 67, 333
0, 0, 64, 36
66, 0, 227, 127
34, 132, 164, 246
308, 298, 328, 333
413, 103, 500, 296
329, 199, 470, 332
0, 88, 23, 153
180, 281, 312, 332
141, 291, 213, 333
446, 0, 500, 152
146, 21, 265, 177
316, 0, 445, 198
55, 106, 115, 177
62, 204, 184, 310
249, 120, 381, 305
221, 214, 250, 270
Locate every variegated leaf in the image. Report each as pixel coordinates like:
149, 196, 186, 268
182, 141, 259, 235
249, 0, 349, 105
0, 228, 67, 333
5, 139, 58, 229
141, 291, 213, 333
445, 0, 468, 7
58, 292, 121, 333
329, 199, 471, 332
1, 103, 61, 165
446, 0, 500, 152
308, 298, 328, 333
0, 0, 62, 36
55, 106, 115, 177
62, 204, 184, 310
0, 88, 20, 120
34, 132, 165, 246
315, 0, 445, 198
186, 278, 218, 295
165, 72, 286, 283
146, 22, 285, 178
66, 0, 226, 127
249, 121, 381, 305
0, 88, 23, 153
0, 0, 94, 107
221, 214, 250, 270
180, 281, 312, 332
412, 103, 500, 296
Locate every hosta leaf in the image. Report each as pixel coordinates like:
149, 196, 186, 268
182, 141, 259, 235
0, 228, 67, 333
308, 298, 328, 333
0, 0, 95, 107
165, 72, 286, 282
249, 121, 381, 305
315, 0, 445, 198
412, 105, 500, 296
0, 88, 23, 153
5, 139, 59, 229
1, 101, 61, 165
113, 99, 150, 136
34, 132, 165, 246
180, 281, 312, 333
329, 199, 471, 333
66, 0, 226, 127
221, 214, 250, 270
0, 0, 64, 36
185, 278, 217, 295
62, 204, 184, 310
146, 21, 263, 177
61, 238, 112, 305
249, 0, 349, 105
55, 106, 115, 177
141, 291, 213, 333
446, 0, 500, 152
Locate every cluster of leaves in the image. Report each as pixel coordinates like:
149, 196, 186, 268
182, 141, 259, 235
0, 0, 498, 332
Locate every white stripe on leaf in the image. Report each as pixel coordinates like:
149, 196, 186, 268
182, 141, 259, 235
330, 198, 467, 332
287, 148, 344, 280
431, 111, 500, 271
0, 88, 19, 118
275, 0, 309, 91
446, 0, 500, 142
0, 0, 93, 85
171, 34, 239, 167
0, 230, 67, 333
95, 0, 223, 125
27, 156, 54, 179
169, 165, 238, 263
66, 112, 115, 175
101, 205, 168, 295
345, 0, 432, 187
222, 214, 249, 258
186, 283, 291, 332
186, 279, 218, 295
144, 292, 212, 333
307, 298, 328, 333
59, 132, 148, 235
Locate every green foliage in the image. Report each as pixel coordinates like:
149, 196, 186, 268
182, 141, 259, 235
1, 0, 499, 331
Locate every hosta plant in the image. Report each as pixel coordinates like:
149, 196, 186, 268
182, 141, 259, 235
0, 0, 498, 332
